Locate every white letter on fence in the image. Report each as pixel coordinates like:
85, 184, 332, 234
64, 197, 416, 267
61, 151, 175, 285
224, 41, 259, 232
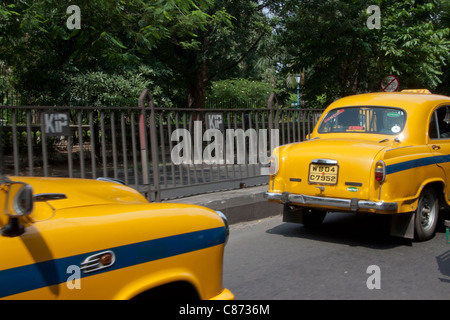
171, 129, 192, 164
203, 129, 224, 165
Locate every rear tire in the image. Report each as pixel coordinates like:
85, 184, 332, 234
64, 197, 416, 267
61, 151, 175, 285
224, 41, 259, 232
414, 187, 439, 241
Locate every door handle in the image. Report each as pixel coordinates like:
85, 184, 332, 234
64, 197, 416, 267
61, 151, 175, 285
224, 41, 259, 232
432, 145, 441, 150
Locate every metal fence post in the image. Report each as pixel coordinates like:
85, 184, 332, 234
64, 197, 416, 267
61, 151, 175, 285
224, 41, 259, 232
268, 92, 279, 130
138, 90, 151, 200
268, 93, 280, 154
138, 89, 161, 202
39, 112, 49, 177
148, 93, 161, 202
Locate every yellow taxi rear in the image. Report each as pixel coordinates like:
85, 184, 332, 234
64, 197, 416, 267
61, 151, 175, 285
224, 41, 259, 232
266, 91, 450, 241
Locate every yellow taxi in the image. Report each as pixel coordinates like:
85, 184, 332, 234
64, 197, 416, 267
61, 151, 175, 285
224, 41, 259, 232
265, 91, 450, 241
0, 175, 233, 299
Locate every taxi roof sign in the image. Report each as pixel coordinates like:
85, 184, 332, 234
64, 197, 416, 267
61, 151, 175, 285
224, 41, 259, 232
401, 89, 432, 94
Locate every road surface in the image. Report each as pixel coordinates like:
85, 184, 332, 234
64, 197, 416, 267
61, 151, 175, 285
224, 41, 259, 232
223, 212, 450, 300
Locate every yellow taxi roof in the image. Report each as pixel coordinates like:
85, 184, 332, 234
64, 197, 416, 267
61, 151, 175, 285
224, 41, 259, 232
320, 92, 450, 145
329, 92, 450, 114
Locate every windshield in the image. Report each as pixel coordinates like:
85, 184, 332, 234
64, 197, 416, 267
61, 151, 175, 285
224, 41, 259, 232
318, 106, 406, 135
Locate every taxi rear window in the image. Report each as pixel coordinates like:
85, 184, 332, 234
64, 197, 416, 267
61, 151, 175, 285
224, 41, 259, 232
318, 106, 406, 135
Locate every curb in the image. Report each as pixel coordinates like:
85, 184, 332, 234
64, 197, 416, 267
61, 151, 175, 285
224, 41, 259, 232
162, 185, 282, 225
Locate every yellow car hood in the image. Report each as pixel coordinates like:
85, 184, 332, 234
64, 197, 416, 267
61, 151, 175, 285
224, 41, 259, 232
9, 177, 148, 211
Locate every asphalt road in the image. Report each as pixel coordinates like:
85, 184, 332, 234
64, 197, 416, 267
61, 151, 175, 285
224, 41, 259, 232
223, 212, 450, 300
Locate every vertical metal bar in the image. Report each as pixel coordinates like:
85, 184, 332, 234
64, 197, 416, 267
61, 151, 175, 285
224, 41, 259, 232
148, 95, 160, 202
100, 110, 107, 177
110, 111, 118, 179
215, 109, 221, 180
26, 110, 33, 176
167, 112, 176, 188
183, 112, 191, 185
121, 112, 128, 184
287, 110, 291, 143
222, 111, 230, 180
234, 113, 242, 178
159, 112, 167, 188
67, 133, 73, 178
254, 111, 260, 177
12, 109, 19, 176
130, 111, 139, 190
138, 99, 150, 199
78, 111, 85, 179
243, 111, 249, 178
307, 111, 311, 139
301, 110, 306, 141
192, 113, 200, 184
175, 113, 183, 187
40, 113, 49, 177
89, 110, 97, 179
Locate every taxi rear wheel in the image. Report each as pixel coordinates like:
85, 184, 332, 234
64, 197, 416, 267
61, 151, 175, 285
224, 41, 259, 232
414, 187, 439, 241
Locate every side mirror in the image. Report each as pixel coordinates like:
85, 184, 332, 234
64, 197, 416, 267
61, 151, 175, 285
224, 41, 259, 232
2, 182, 34, 237
5, 182, 34, 217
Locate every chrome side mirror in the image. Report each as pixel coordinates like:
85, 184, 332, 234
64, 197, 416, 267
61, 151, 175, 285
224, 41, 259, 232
5, 182, 34, 217
2, 182, 34, 237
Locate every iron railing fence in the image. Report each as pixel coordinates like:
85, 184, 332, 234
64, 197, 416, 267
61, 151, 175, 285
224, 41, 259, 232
0, 90, 324, 201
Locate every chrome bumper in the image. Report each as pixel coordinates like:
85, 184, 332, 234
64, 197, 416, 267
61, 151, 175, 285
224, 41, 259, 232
264, 192, 398, 212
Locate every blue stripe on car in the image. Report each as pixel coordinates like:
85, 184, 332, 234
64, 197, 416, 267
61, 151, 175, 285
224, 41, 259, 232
386, 154, 450, 175
0, 226, 226, 298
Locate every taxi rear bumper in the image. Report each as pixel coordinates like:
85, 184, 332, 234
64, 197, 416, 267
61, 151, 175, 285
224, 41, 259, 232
264, 191, 398, 212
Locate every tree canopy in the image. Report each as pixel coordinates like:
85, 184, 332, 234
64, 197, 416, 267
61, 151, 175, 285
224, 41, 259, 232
2, 0, 450, 108
275, 0, 450, 105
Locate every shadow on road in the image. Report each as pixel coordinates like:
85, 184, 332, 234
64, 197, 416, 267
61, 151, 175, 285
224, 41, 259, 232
266, 211, 414, 249
436, 250, 450, 283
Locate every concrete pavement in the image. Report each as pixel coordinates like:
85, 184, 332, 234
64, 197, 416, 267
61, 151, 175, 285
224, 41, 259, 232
162, 185, 282, 224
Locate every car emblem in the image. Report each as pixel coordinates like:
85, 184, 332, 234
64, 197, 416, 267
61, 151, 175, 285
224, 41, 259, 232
80, 251, 116, 274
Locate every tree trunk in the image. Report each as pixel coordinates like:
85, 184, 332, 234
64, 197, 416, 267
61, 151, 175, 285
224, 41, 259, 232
187, 61, 208, 109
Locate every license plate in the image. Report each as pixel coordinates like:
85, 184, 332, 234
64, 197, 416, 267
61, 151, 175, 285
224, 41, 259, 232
308, 164, 338, 185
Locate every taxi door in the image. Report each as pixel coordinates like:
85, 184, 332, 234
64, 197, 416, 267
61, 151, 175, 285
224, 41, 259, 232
428, 105, 450, 200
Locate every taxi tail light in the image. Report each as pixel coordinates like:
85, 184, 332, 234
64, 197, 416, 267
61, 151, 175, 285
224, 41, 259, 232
375, 161, 386, 183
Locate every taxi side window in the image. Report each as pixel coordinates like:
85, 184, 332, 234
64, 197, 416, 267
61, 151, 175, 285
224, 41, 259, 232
429, 106, 450, 139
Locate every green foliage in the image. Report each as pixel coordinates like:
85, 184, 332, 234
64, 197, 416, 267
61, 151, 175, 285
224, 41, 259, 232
5, 0, 450, 110
379, 1, 450, 89
0, 0, 235, 106
207, 78, 274, 106
65, 66, 171, 107
276, 0, 450, 105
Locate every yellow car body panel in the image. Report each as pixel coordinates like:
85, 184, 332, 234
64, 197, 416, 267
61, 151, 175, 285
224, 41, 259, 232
266, 92, 450, 239
0, 177, 233, 300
